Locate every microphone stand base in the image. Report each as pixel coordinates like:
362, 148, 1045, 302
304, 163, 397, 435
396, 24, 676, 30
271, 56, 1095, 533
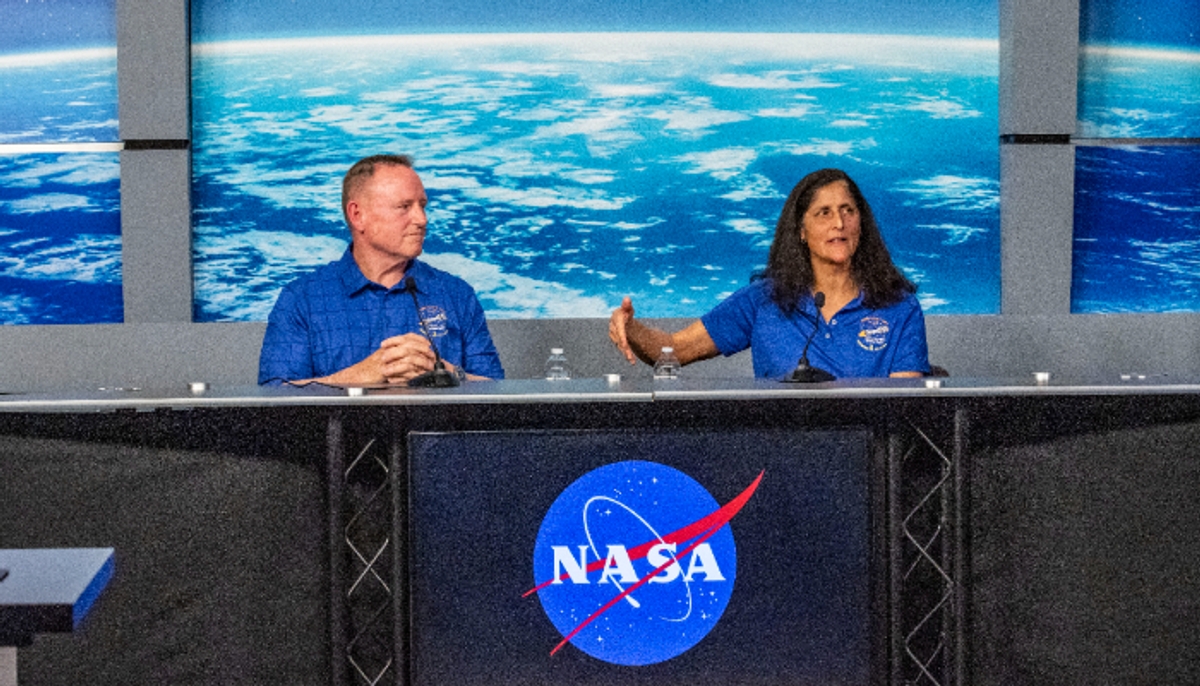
782, 364, 836, 383
407, 367, 461, 388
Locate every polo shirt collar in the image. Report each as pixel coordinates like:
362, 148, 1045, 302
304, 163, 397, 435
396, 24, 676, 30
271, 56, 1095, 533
801, 290, 865, 318
403, 259, 432, 294
337, 247, 428, 297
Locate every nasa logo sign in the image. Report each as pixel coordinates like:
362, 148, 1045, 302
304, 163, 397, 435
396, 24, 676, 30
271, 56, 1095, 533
526, 460, 762, 665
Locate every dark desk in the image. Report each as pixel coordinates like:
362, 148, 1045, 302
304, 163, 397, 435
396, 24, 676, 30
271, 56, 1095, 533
0, 376, 1198, 685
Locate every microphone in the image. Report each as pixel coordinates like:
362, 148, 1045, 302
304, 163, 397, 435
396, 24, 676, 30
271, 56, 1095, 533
403, 276, 461, 388
783, 291, 836, 383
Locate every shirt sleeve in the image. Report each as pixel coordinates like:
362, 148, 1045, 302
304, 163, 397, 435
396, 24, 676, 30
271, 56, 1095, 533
700, 284, 759, 357
887, 297, 931, 375
457, 286, 505, 380
258, 283, 314, 385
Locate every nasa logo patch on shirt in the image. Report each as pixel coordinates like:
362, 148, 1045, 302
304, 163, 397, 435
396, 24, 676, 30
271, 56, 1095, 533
420, 305, 450, 338
857, 316, 890, 351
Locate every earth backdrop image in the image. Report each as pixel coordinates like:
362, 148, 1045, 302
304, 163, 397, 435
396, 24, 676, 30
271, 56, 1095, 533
191, 33, 1001, 321
6, 0, 1196, 325
0, 46, 121, 325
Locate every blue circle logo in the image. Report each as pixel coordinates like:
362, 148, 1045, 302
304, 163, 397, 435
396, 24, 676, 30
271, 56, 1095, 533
529, 461, 759, 666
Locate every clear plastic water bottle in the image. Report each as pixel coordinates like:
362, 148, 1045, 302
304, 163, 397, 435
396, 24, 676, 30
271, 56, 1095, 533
545, 347, 570, 380
653, 346, 681, 379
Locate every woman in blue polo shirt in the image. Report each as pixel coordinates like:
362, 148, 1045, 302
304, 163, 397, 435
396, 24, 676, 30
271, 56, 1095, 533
608, 168, 930, 379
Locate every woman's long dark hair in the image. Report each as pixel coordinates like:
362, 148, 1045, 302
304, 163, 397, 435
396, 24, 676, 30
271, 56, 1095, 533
753, 168, 915, 313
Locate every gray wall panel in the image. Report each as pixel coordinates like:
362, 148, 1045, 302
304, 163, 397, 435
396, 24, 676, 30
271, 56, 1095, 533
117, 0, 190, 140
1000, 144, 1076, 314
490, 314, 1200, 382
489, 317, 752, 380
1000, 0, 1080, 135
0, 323, 263, 393
925, 314, 1200, 379
4, 315, 1200, 393
120, 149, 193, 322
117, 0, 194, 323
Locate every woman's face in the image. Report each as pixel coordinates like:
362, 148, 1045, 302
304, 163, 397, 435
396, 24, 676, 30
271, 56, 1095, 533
800, 180, 861, 268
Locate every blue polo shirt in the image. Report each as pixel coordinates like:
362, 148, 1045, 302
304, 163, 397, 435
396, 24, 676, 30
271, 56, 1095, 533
258, 249, 504, 384
700, 280, 930, 379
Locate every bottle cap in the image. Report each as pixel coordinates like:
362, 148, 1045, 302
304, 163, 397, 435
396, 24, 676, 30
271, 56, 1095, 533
551, 347, 564, 354
661, 346, 674, 353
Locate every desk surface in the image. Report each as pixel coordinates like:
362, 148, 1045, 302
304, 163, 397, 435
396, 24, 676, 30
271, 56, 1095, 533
0, 373, 1197, 412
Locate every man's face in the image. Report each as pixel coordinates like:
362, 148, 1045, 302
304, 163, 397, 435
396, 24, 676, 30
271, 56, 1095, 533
347, 164, 428, 265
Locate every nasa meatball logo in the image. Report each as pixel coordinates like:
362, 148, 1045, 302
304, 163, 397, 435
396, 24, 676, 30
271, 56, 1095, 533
526, 461, 761, 665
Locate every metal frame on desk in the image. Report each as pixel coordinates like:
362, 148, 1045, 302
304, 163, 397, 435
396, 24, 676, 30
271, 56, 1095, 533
890, 404, 968, 686
322, 376, 979, 686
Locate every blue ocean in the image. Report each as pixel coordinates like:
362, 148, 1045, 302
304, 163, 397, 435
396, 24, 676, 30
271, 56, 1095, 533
0, 50, 122, 325
1072, 145, 1200, 313
190, 33, 1001, 321
1077, 46, 1200, 138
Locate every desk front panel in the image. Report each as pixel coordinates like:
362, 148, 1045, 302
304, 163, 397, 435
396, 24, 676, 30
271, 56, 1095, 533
407, 427, 881, 686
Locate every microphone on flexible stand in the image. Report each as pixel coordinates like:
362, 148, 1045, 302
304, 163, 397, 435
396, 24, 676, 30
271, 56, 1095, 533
783, 291, 836, 383
403, 276, 460, 388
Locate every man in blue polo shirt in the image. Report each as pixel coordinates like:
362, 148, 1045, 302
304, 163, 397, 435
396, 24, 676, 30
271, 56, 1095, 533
258, 154, 504, 386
